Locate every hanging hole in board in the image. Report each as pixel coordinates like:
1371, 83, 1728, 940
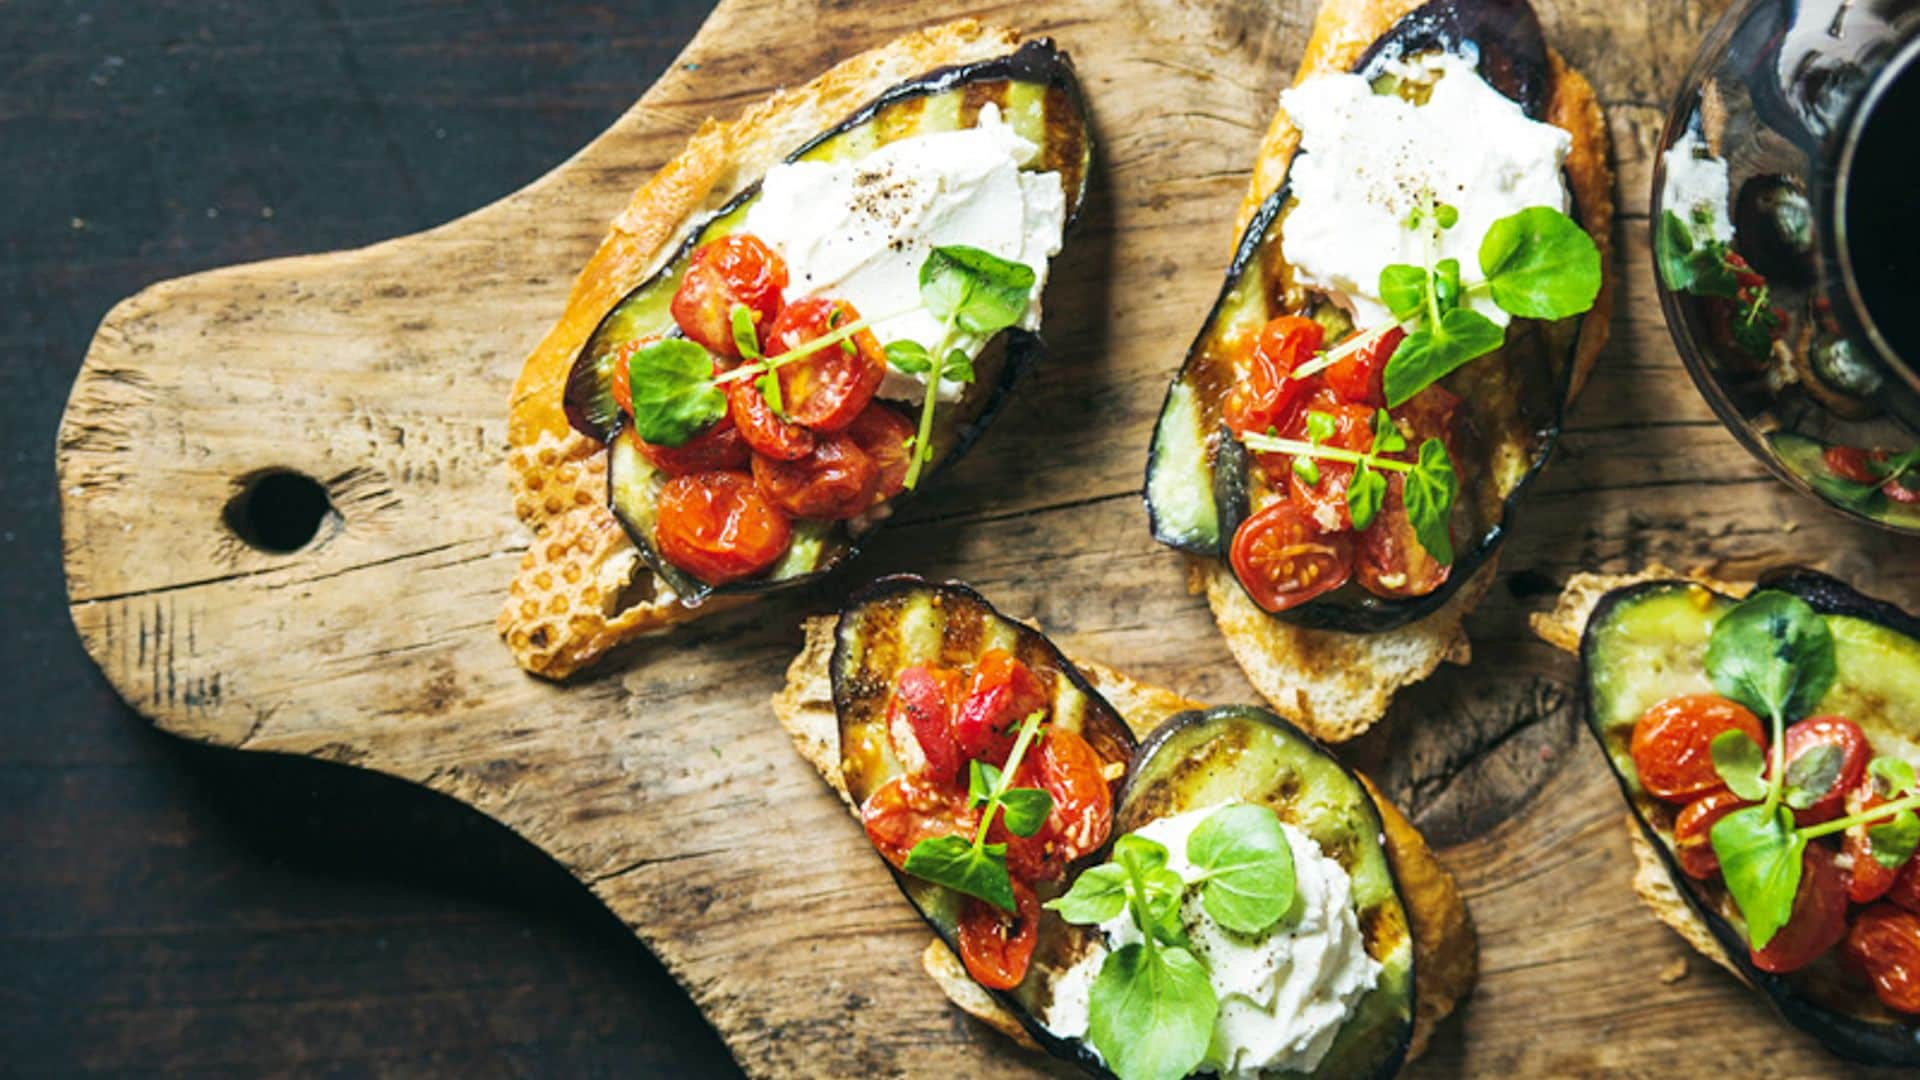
223, 469, 335, 553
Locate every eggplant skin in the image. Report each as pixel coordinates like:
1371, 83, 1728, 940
1141, 0, 1581, 634
1581, 569, 1920, 1067
827, 575, 1136, 1074
582, 41, 1092, 603
1117, 706, 1417, 1080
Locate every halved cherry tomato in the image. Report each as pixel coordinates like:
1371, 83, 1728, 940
1323, 326, 1405, 407
1774, 716, 1869, 825
751, 433, 877, 520
766, 298, 886, 432
653, 470, 791, 585
886, 664, 965, 788
1888, 856, 1920, 915
1750, 842, 1849, 974
1847, 779, 1901, 903
1673, 789, 1752, 879
954, 650, 1049, 765
1390, 383, 1462, 457
670, 234, 789, 360
728, 376, 815, 461
635, 416, 750, 475
845, 404, 916, 503
608, 336, 659, 420
1845, 905, 1920, 1013
1283, 390, 1376, 533
1017, 725, 1115, 870
1354, 472, 1451, 599
1629, 694, 1767, 804
860, 774, 972, 871
956, 879, 1040, 990
1223, 315, 1323, 437
1826, 446, 1878, 485
1229, 500, 1354, 613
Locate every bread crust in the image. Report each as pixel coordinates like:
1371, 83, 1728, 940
1208, 0, 1616, 742
772, 616, 1477, 1065
499, 20, 1026, 678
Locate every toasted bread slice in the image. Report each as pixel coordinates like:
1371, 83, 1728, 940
1201, 0, 1616, 742
772, 615, 1477, 1064
499, 20, 1029, 678
1533, 567, 1753, 983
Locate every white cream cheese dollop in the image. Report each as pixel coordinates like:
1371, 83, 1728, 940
1278, 53, 1573, 328
1040, 803, 1382, 1078
740, 104, 1066, 405
1659, 129, 1734, 244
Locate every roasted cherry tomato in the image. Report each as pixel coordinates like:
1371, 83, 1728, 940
1750, 842, 1849, 974
635, 416, 750, 475
887, 664, 965, 788
1672, 789, 1752, 880
1283, 391, 1376, 533
1323, 326, 1405, 407
1018, 725, 1115, 869
670, 234, 789, 360
1390, 383, 1462, 456
653, 470, 792, 585
766, 297, 886, 432
1775, 716, 1869, 825
1844, 904, 1920, 1014
845, 404, 916, 503
954, 650, 1049, 765
1354, 472, 1451, 599
1629, 694, 1767, 804
1223, 315, 1323, 437
860, 775, 971, 871
1888, 856, 1920, 915
728, 376, 815, 461
1826, 446, 1879, 485
751, 433, 877, 520
1847, 779, 1902, 904
1229, 500, 1354, 613
956, 879, 1040, 990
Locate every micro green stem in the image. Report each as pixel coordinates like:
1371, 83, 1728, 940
1241, 433, 1413, 471
1122, 855, 1160, 957
1762, 708, 1787, 818
1291, 322, 1400, 381
1799, 790, 1920, 841
969, 710, 1046, 848
902, 314, 957, 490
711, 304, 916, 387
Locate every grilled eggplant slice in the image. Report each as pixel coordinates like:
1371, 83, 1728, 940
1116, 707, 1417, 1080
1144, 0, 1584, 633
577, 42, 1091, 602
1582, 569, 1920, 1066
830, 575, 1136, 1066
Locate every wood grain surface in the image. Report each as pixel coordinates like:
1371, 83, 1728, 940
55, 0, 1919, 1075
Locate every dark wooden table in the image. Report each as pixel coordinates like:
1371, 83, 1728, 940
3, 2, 742, 1073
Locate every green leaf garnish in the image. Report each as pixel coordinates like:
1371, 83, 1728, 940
625, 339, 727, 446
1477, 206, 1603, 320
920, 245, 1035, 336
1783, 743, 1843, 810
998, 788, 1055, 838
1435, 202, 1459, 229
1403, 437, 1457, 564
1869, 810, 1920, 871
1184, 804, 1297, 935
1046, 863, 1129, 924
1654, 209, 1739, 299
885, 339, 932, 374
1381, 306, 1504, 408
1371, 408, 1407, 454
729, 303, 763, 362
1871, 756, 1919, 798
1347, 461, 1385, 531
902, 709, 1048, 912
1710, 804, 1804, 950
1088, 943, 1216, 1080
1705, 591, 1836, 726
1710, 729, 1770, 802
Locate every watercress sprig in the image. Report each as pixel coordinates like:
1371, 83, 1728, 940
1242, 415, 1457, 562
1368, 197, 1601, 407
891, 246, 1035, 489
901, 709, 1052, 913
1046, 803, 1299, 1080
1699, 591, 1840, 948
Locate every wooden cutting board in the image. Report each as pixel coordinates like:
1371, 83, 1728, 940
57, 0, 1920, 1074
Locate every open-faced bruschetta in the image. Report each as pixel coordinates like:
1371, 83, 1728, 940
774, 576, 1477, 1078
501, 21, 1089, 677
1539, 567, 1920, 1067
1145, 0, 1615, 741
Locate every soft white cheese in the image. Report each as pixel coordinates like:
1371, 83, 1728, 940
1279, 53, 1572, 328
740, 104, 1065, 404
1660, 130, 1734, 244
1040, 803, 1382, 1078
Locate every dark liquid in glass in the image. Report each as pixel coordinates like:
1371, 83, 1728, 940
1841, 43, 1920, 369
